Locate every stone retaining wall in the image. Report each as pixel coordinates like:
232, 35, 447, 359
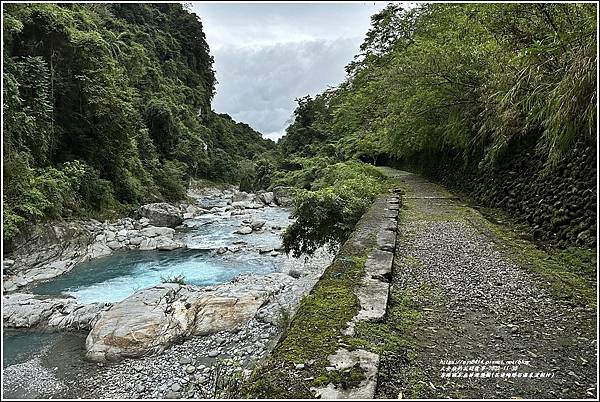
314, 193, 400, 398
245, 185, 401, 398
401, 138, 596, 248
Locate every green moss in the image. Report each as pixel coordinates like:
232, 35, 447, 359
272, 254, 366, 364
403, 366, 429, 399
242, 253, 369, 398
313, 364, 367, 389
400, 255, 424, 270
245, 283, 432, 398
472, 207, 596, 307
346, 287, 424, 351
553, 247, 596, 279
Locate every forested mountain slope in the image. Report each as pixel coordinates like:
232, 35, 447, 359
270, 3, 596, 252
3, 3, 273, 240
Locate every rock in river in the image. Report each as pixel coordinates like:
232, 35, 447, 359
234, 226, 253, 235
85, 284, 191, 362
3, 293, 111, 331
84, 275, 287, 362
250, 220, 266, 230
257, 192, 275, 205
136, 203, 183, 228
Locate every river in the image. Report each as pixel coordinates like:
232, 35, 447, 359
3, 196, 293, 391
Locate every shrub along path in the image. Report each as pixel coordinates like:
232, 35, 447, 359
376, 168, 596, 399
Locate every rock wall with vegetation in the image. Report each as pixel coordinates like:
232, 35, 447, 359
401, 136, 596, 248
3, 3, 274, 242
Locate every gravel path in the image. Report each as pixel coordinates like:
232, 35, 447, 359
376, 170, 597, 399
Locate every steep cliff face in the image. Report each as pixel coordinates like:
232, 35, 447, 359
403, 137, 596, 249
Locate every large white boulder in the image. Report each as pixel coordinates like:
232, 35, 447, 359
136, 203, 183, 228
192, 293, 269, 335
234, 226, 253, 235
85, 274, 289, 362
85, 284, 190, 362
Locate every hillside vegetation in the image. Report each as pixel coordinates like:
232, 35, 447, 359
3, 3, 596, 252
267, 3, 596, 253
3, 3, 273, 240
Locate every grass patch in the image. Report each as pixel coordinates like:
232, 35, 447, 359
160, 274, 186, 285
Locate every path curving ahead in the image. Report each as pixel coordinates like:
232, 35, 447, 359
376, 168, 596, 399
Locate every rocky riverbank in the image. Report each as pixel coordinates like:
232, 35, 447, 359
3, 249, 333, 399
3, 212, 184, 293
3, 184, 333, 399
3, 187, 292, 292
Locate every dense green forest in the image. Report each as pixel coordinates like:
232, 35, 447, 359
278, 3, 596, 164
3, 3, 273, 240
271, 3, 597, 255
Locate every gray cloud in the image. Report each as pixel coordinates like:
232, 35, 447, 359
190, 2, 392, 140
211, 37, 361, 138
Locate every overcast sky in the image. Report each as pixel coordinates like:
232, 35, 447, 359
189, 2, 392, 141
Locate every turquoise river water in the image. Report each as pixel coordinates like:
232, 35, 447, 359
3, 200, 291, 371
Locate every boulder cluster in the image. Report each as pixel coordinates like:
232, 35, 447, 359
84, 273, 294, 362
